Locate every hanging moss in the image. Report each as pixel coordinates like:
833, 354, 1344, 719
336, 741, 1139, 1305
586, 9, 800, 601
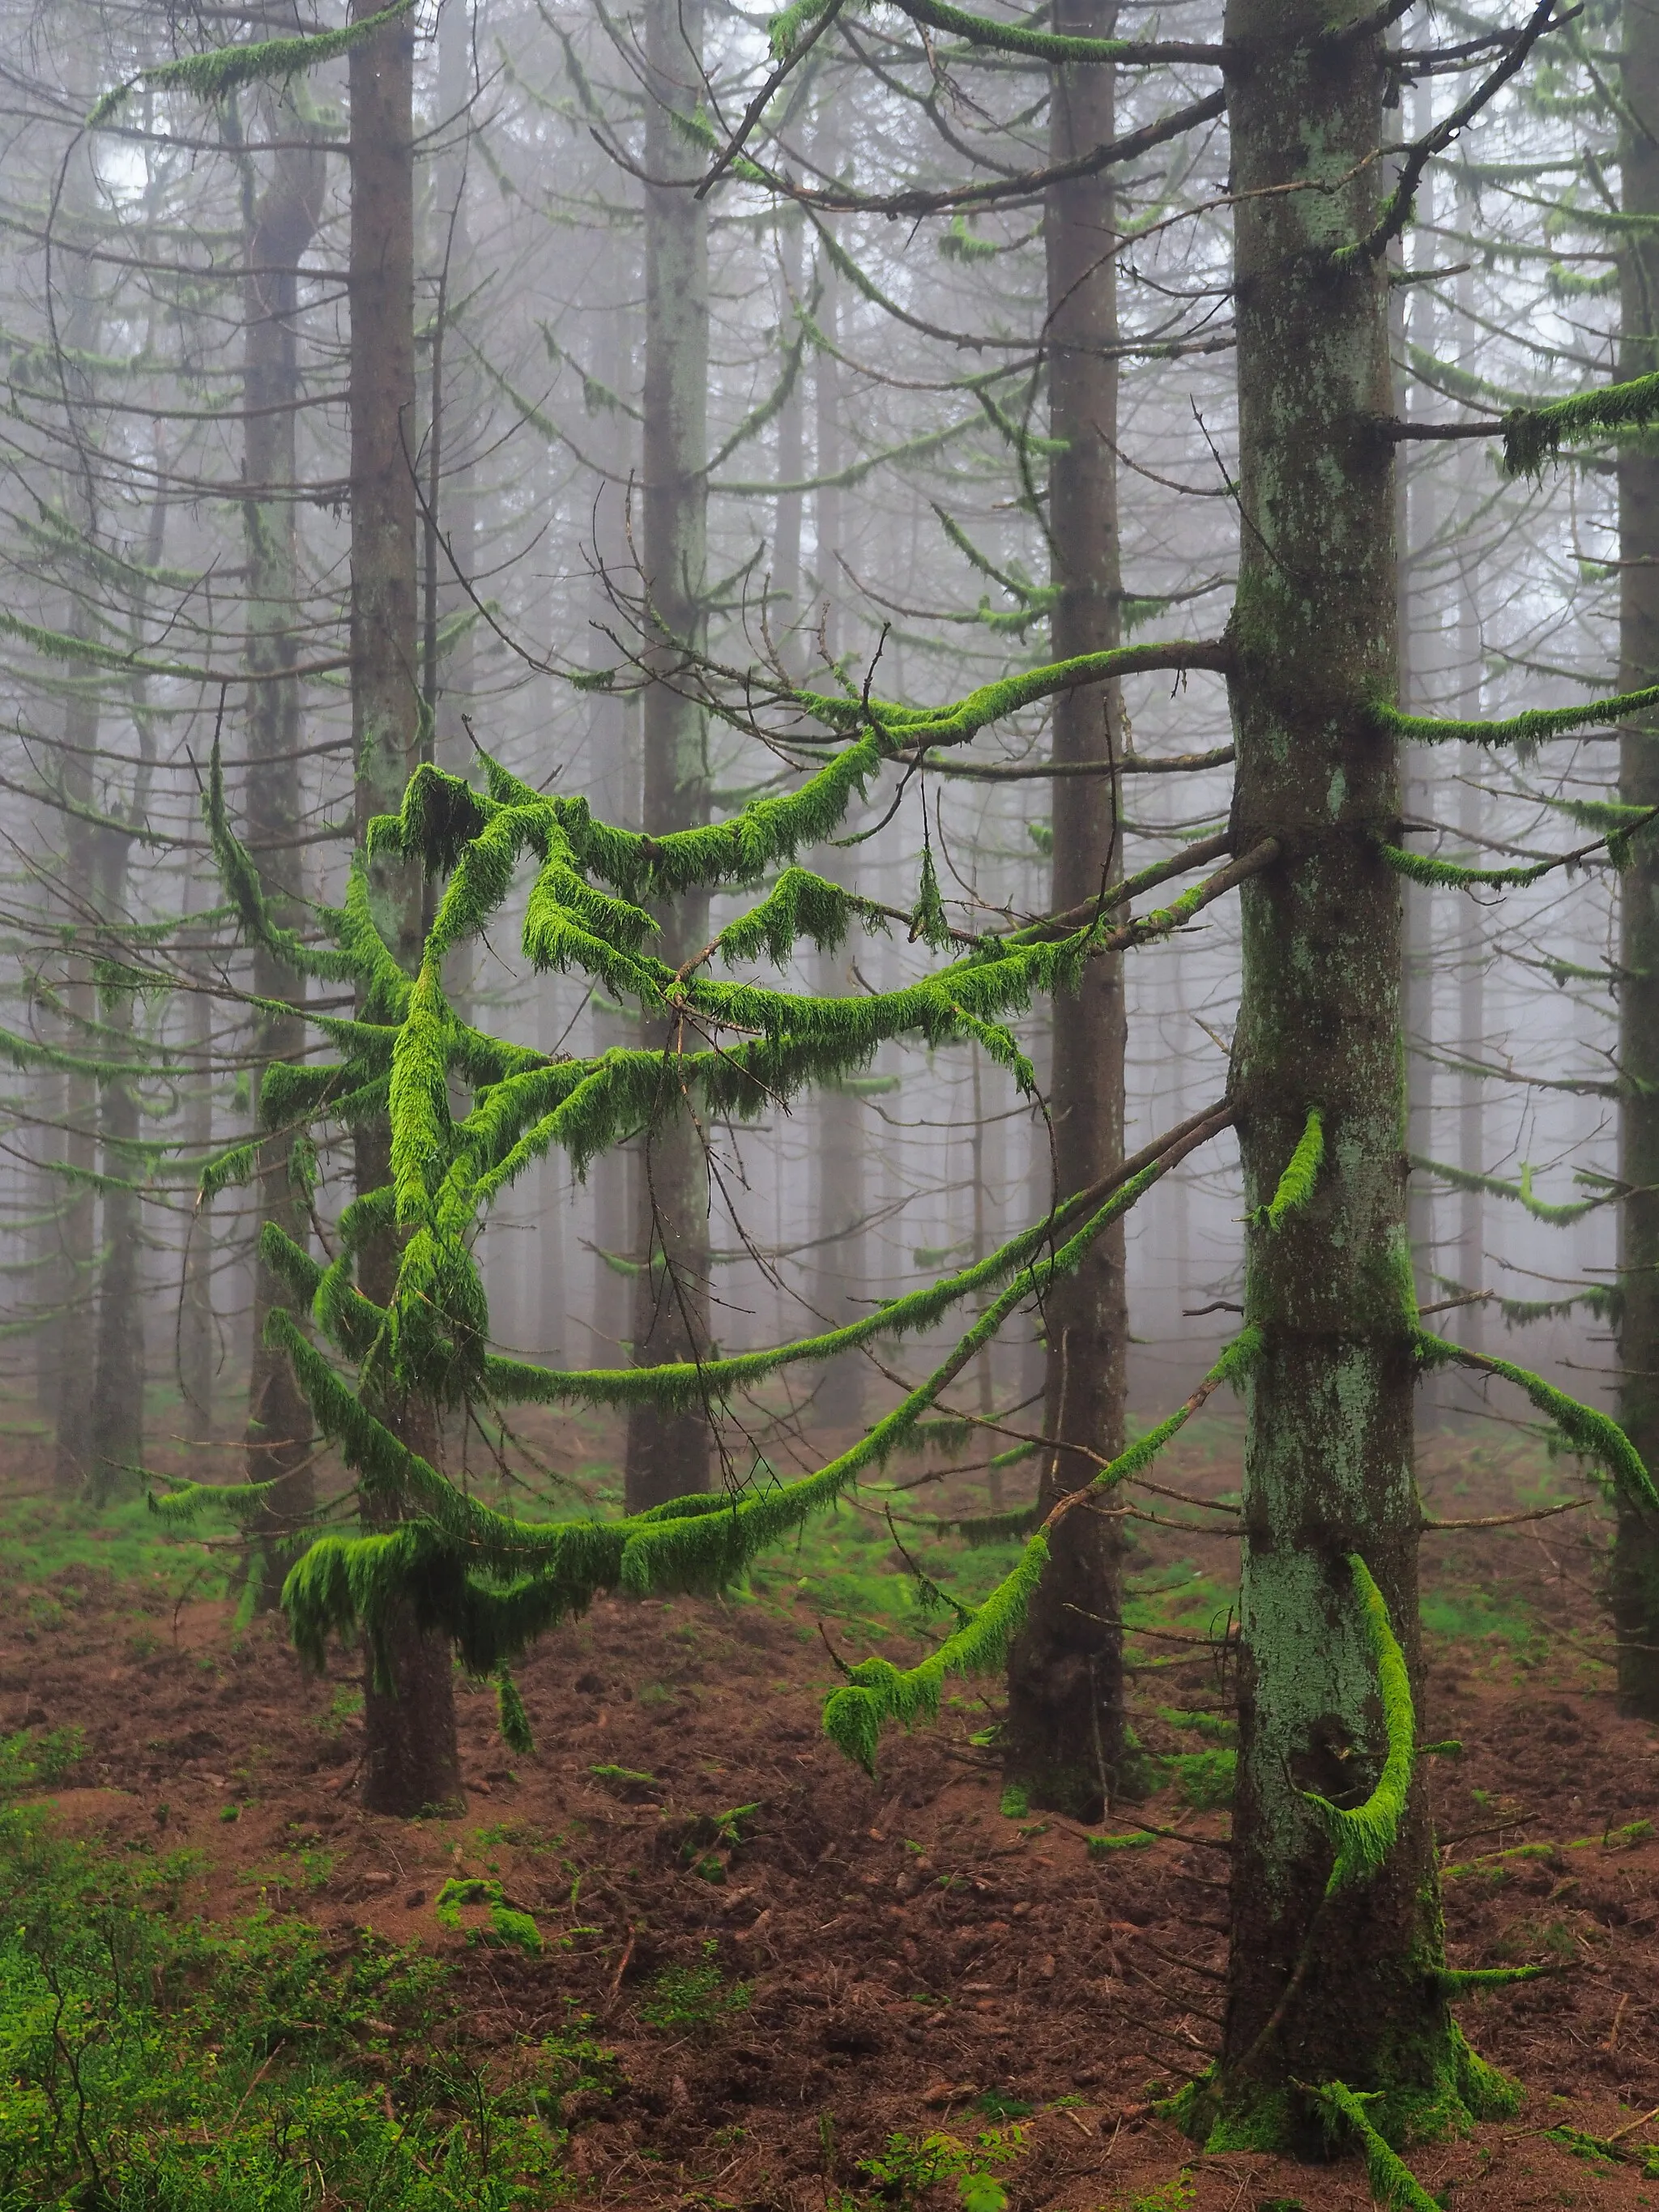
1415, 1332, 1659, 1513
1502, 368, 1659, 475
821, 1332, 1260, 1772
1302, 1557, 1414, 1897
496, 1669, 534, 1755
1410, 1154, 1606, 1228
1380, 844, 1576, 893
89, 0, 414, 126
1371, 681, 1659, 752
1252, 1109, 1323, 1230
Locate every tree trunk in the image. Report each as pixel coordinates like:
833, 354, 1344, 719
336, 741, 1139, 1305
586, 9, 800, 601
49, 183, 102, 1498
241, 98, 326, 1608
1002, 0, 1128, 1822
349, 0, 461, 1813
89, 948, 144, 1501
1197, 0, 1502, 2148
1614, 0, 1659, 1719
179, 866, 215, 1435
805, 248, 866, 1432
623, 0, 713, 1514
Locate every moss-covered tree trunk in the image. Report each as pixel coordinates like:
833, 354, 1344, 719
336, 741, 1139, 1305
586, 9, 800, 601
241, 101, 326, 1608
349, 0, 461, 1813
1199, 1, 1495, 2147
623, 0, 713, 1513
1001, 0, 1128, 1822
1613, 2, 1659, 1720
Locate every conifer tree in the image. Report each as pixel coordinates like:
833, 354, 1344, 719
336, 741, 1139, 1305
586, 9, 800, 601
347, 0, 462, 1814
238, 83, 329, 1603
1001, 0, 1130, 1823
1614, 0, 1659, 1718
624, 0, 715, 1511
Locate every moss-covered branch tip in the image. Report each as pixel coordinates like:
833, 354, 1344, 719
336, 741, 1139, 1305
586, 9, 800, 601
1301, 1555, 1413, 1897
1252, 1108, 1324, 1230
88, 0, 413, 126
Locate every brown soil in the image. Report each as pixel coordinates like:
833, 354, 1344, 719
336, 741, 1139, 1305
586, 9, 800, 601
6, 1421, 1659, 2210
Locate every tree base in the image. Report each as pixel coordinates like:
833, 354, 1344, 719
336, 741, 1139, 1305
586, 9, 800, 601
1166, 2022, 1518, 2159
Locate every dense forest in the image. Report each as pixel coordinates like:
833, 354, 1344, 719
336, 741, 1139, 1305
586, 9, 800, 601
6, 0, 1659, 2203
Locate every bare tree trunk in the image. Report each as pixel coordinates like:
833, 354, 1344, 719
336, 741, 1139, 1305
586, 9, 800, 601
804, 249, 866, 1431
623, 0, 712, 1513
1002, 0, 1128, 1821
240, 94, 326, 1605
1614, 0, 1659, 1719
586, 306, 640, 1369
178, 862, 215, 1435
89, 472, 168, 1502
350, 0, 460, 1813
49, 173, 102, 1497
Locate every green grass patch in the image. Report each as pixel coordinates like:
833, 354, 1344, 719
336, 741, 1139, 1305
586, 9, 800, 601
0, 1792, 567, 2207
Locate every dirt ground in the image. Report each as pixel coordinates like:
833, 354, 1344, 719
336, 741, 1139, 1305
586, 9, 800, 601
6, 1418, 1659, 2210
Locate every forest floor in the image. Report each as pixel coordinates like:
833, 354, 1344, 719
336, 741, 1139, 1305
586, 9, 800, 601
2, 1407, 1659, 2209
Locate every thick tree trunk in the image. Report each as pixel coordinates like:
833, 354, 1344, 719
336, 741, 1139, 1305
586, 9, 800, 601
1198, 1, 1501, 2148
623, 0, 713, 1513
1002, 0, 1128, 1821
241, 102, 326, 1608
349, 0, 461, 1813
1614, 0, 1659, 1718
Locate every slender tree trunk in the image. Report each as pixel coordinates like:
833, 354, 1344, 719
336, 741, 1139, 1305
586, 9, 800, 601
49, 190, 102, 1496
50, 680, 98, 1496
88, 928, 144, 1500
1452, 204, 1485, 1390
586, 305, 639, 1368
623, 0, 712, 1512
89, 475, 168, 1502
1614, 0, 1659, 1718
350, 0, 461, 1813
241, 100, 326, 1605
1002, 0, 1128, 1821
805, 251, 866, 1430
1199, 3, 1500, 2145
179, 865, 215, 1434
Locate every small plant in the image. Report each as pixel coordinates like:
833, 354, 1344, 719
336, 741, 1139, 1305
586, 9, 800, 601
1124, 2173, 1196, 2212
311, 1682, 364, 1738
434, 1876, 544, 1954
846, 2125, 1028, 2212
637, 1939, 750, 2030
677, 1801, 759, 1882
0, 1725, 83, 1796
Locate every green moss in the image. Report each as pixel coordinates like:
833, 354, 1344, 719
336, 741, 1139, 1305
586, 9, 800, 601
89, 0, 412, 126
1302, 1556, 1414, 1896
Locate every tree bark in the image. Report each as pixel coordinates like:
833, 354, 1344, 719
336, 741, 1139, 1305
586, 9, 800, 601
49, 171, 102, 1497
1614, 0, 1659, 1719
179, 863, 215, 1436
1002, 0, 1128, 1822
241, 93, 327, 1607
1199, 0, 1500, 2147
623, 0, 713, 1513
349, 0, 461, 1813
